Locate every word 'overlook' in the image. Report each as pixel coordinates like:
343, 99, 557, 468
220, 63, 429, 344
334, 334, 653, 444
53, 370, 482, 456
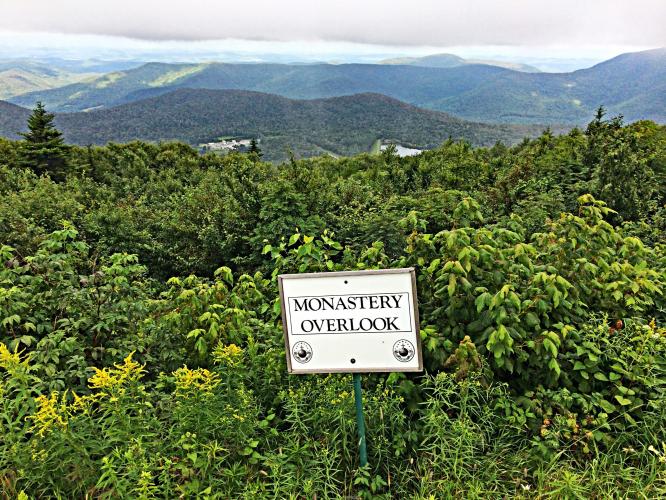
300, 316, 400, 333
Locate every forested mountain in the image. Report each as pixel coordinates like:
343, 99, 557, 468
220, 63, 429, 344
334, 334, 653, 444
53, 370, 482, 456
0, 60, 99, 100
8, 62, 512, 113
437, 49, 666, 124
0, 90, 542, 160
8, 48, 665, 124
0, 100, 30, 138
379, 53, 541, 72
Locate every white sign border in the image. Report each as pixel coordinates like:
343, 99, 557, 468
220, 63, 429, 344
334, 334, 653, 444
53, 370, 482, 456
278, 268, 423, 374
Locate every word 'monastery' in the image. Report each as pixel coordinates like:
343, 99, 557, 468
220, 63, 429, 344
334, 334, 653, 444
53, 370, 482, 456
292, 294, 404, 312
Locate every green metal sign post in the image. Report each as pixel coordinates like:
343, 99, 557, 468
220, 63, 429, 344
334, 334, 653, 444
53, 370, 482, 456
352, 373, 368, 467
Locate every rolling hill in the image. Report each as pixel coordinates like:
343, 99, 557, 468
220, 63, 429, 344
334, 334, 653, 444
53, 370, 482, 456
0, 60, 99, 100
7, 48, 665, 125
379, 53, 541, 72
0, 89, 543, 161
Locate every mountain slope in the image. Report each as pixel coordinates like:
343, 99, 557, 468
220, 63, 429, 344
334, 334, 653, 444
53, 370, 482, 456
0, 100, 30, 139
10, 49, 664, 125
0, 61, 99, 100
437, 48, 666, 123
1, 90, 543, 161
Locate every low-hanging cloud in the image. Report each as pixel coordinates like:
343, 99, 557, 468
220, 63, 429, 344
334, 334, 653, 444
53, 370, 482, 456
2, 0, 665, 47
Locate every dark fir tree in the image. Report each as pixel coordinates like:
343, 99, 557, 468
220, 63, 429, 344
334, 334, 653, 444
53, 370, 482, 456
19, 102, 69, 181
248, 138, 263, 159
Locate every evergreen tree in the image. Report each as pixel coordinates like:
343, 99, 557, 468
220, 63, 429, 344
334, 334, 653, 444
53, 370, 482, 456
19, 102, 69, 181
584, 108, 655, 220
248, 138, 263, 159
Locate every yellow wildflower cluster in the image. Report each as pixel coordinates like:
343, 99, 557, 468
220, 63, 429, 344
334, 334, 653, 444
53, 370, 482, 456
89, 352, 145, 394
648, 318, 665, 337
173, 366, 220, 397
224, 404, 246, 422
70, 391, 99, 414
29, 392, 69, 437
213, 343, 243, 367
27, 388, 99, 438
0, 342, 27, 373
648, 442, 666, 463
30, 444, 48, 463
330, 390, 351, 405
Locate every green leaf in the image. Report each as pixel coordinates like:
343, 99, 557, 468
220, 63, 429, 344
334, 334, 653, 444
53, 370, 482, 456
427, 258, 441, 274
19, 335, 34, 346
598, 399, 616, 413
447, 274, 457, 297
475, 292, 490, 313
524, 312, 540, 328
214, 266, 234, 285
543, 338, 557, 357
1, 314, 20, 327
614, 395, 632, 406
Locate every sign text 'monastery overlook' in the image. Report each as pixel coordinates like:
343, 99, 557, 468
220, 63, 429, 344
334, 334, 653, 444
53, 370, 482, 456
288, 292, 410, 334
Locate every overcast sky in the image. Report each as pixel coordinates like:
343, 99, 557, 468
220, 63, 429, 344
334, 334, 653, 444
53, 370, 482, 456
1, 0, 665, 70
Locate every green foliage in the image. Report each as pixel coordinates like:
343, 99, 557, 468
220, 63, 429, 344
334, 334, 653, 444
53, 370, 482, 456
0, 113, 665, 496
587, 109, 661, 220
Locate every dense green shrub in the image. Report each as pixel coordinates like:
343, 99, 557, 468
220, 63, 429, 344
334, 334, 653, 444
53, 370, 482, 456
1, 114, 665, 497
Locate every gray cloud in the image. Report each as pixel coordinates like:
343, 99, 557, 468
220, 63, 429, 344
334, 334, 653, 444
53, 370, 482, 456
2, 0, 665, 47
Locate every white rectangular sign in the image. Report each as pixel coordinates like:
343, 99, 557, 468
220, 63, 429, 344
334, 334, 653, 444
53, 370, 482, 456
278, 268, 422, 373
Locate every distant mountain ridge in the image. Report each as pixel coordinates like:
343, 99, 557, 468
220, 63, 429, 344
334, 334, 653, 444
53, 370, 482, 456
379, 53, 541, 72
0, 60, 99, 100
7, 48, 665, 125
0, 89, 544, 161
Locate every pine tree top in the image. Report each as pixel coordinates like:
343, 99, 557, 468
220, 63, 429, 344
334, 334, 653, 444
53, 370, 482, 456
21, 101, 65, 145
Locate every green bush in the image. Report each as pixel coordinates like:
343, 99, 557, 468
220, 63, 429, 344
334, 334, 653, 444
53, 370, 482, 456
1, 115, 666, 497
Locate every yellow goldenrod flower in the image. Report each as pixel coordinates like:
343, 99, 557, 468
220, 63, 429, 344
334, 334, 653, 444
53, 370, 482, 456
213, 343, 243, 367
118, 351, 145, 382
0, 342, 26, 373
173, 366, 220, 397
89, 352, 145, 393
88, 368, 118, 390
29, 392, 68, 437
69, 391, 98, 413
